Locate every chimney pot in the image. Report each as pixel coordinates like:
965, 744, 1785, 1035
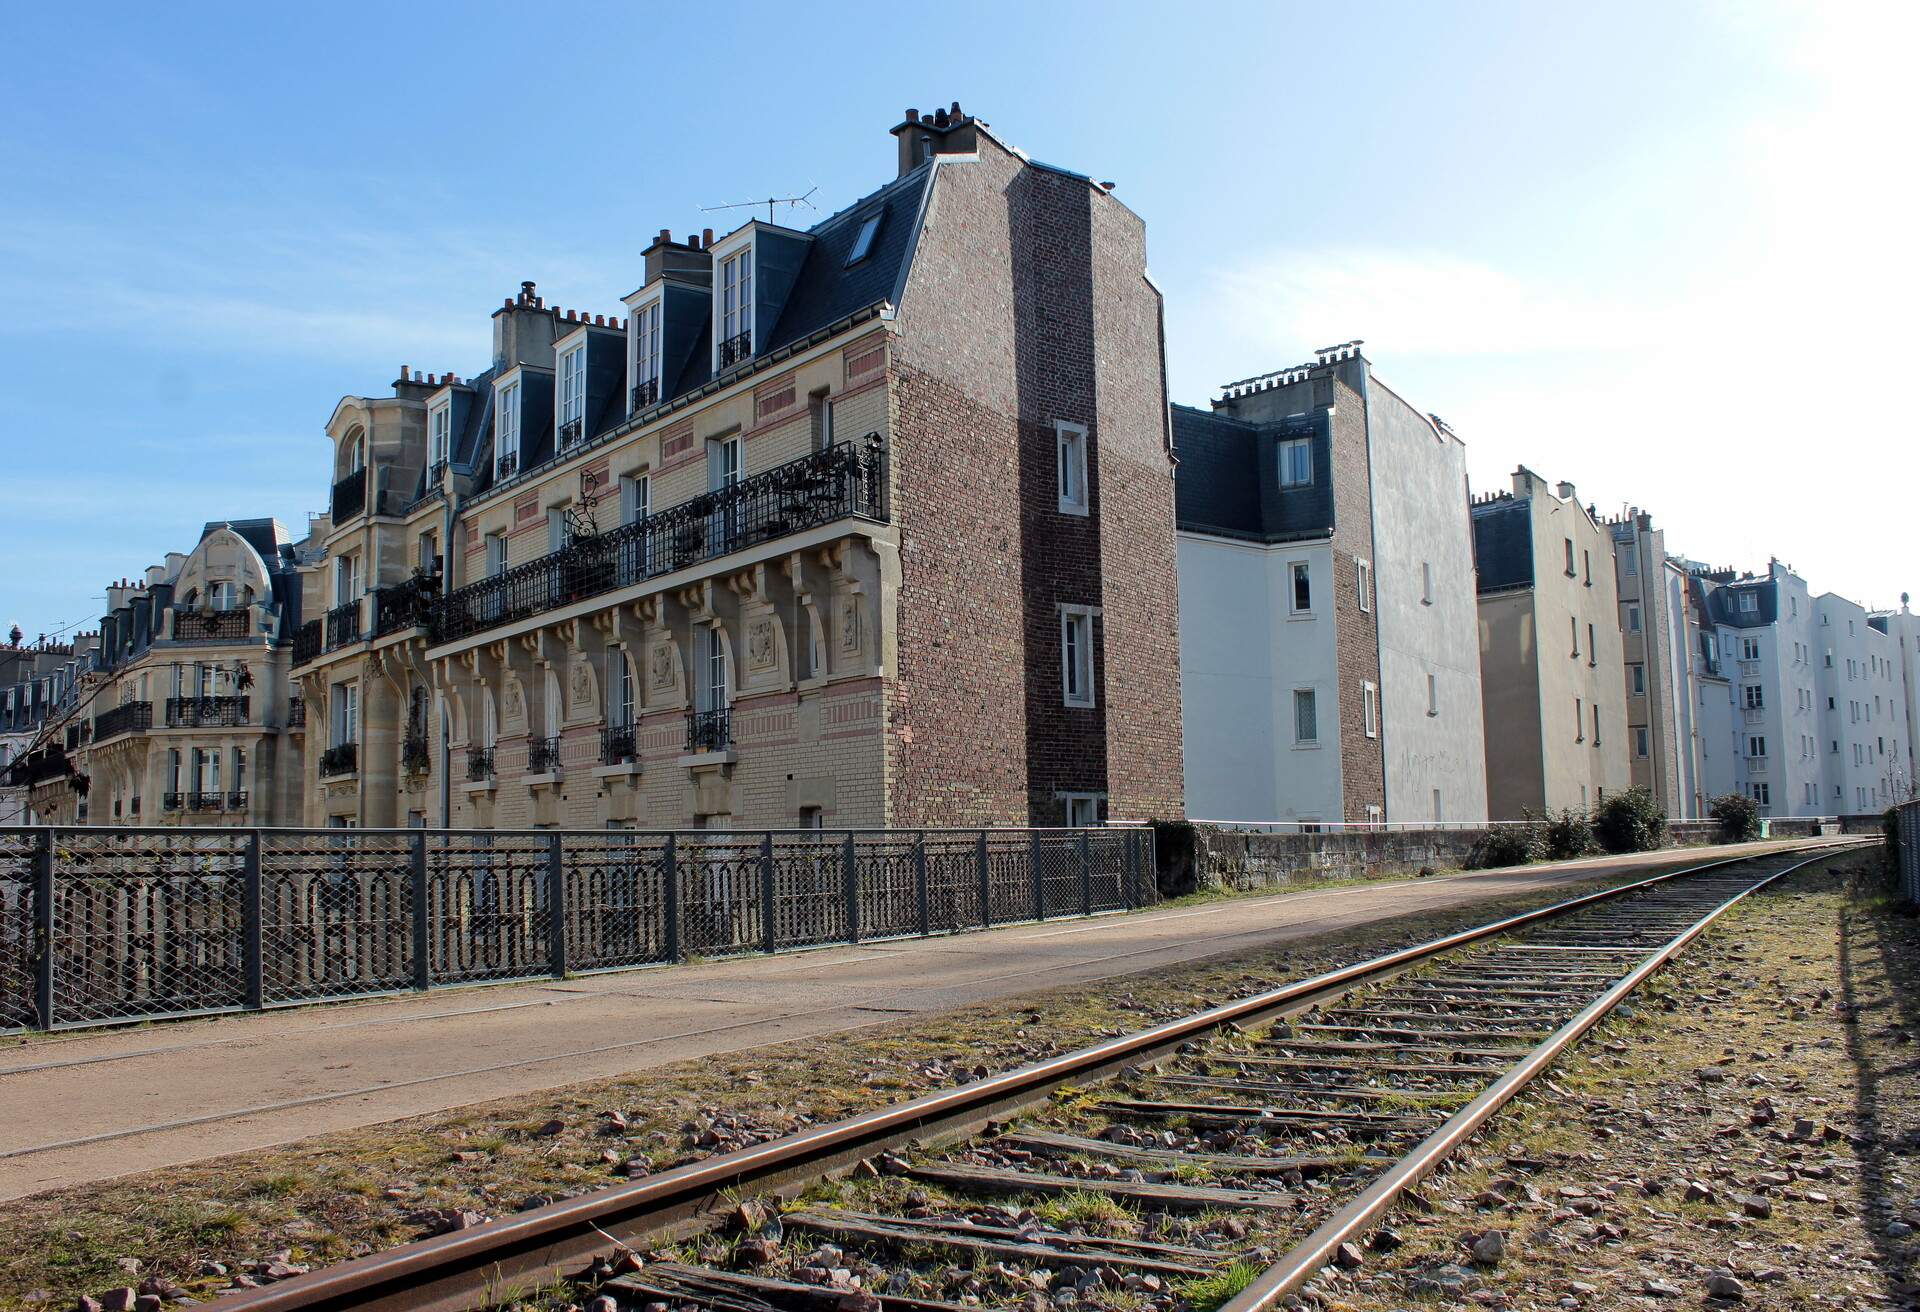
401, 363, 410, 380
702, 227, 713, 246
934, 107, 949, 128
521, 280, 536, 302
658, 227, 671, 244
950, 100, 962, 118
687, 232, 698, 248
905, 107, 919, 123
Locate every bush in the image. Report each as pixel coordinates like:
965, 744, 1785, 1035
1465, 823, 1543, 870
1592, 787, 1667, 854
1710, 792, 1762, 843
1542, 807, 1599, 861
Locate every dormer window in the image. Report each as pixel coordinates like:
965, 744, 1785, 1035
1278, 436, 1312, 488
558, 341, 586, 445
719, 249, 753, 367
211, 581, 236, 612
846, 213, 882, 266
429, 401, 451, 470
631, 298, 662, 411
496, 379, 521, 477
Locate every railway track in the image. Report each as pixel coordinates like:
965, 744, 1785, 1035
217, 839, 1869, 1312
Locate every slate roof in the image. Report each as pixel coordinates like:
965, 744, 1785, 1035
763, 162, 933, 356
1469, 497, 1534, 594
1171, 403, 1334, 543
1694, 575, 1778, 629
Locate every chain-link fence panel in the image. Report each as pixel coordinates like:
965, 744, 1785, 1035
49, 830, 248, 1026
426, 833, 552, 983
768, 834, 846, 950
0, 831, 37, 1031
679, 834, 764, 958
260, 832, 413, 1003
1897, 803, 1920, 904
565, 834, 673, 972
1035, 831, 1084, 918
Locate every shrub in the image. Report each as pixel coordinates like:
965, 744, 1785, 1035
1709, 792, 1761, 843
1466, 823, 1543, 870
1592, 786, 1667, 854
1542, 807, 1599, 861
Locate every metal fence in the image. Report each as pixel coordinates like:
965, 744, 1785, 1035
0, 824, 1154, 1032
1891, 801, 1920, 903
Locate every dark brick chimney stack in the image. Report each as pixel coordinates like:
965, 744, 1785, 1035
890, 101, 981, 178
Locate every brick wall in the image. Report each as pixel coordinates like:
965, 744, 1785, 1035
1328, 384, 1384, 820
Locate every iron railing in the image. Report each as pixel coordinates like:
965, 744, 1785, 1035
527, 736, 563, 774
319, 742, 357, 777
161, 792, 185, 812
430, 442, 887, 644
332, 467, 367, 521
0, 824, 1154, 1031
164, 695, 250, 728
467, 747, 495, 782
189, 792, 226, 812
403, 735, 431, 775
288, 699, 307, 729
227, 790, 249, 810
496, 452, 519, 480
558, 417, 584, 447
630, 378, 659, 412
600, 724, 636, 765
94, 701, 152, 741
6, 750, 71, 787
372, 576, 437, 638
718, 329, 752, 368
325, 599, 362, 651
292, 620, 323, 665
686, 707, 731, 753
171, 609, 249, 642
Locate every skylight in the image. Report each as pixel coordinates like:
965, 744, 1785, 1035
845, 213, 882, 266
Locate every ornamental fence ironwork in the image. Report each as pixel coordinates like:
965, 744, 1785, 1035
0, 824, 1153, 1031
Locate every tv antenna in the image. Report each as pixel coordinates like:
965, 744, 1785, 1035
702, 185, 818, 225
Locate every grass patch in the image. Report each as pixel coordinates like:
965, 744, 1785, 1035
1178, 1260, 1263, 1311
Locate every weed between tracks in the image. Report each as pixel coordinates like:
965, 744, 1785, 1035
0, 855, 1768, 1309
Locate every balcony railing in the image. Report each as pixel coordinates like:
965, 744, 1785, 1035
332, 466, 367, 521
288, 698, 307, 729
496, 451, 519, 480
325, 599, 362, 651
319, 742, 358, 778
94, 701, 153, 741
686, 707, 731, 753
718, 329, 753, 369
292, 620, 323, 665
527, 736, 562, 774
402, 734, 431, 774
629, 378, 659, 412
372, 575, 438, 639
165, 695, 250, 728
171, 608, 249, 642
227, 790, 248, 810
466, 746, 494, 782
558, 417, 584, 447
430, 441, 887, 645
4, 749, 71, 788
162, 791, 185, 812
600, 723, 636, 765
189, 792, 226, 812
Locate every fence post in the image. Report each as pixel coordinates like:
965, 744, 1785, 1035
976, 830, 991, 928
1078, 829, 1092, 917
1031, 830, 1045, 922
760, 833, 776, 954
547, 832, 567, 979
914, 831, 930, 937
663, 833, 680, 963
1121, 831, 1138, 909
410, 831, 431, 991
32, 828, 54, 1031
243, 831, 264, 1011
843, 831, 860, 944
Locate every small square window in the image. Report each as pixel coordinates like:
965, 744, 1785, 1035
846, 213, 883, 266
1278, 437, 1312, 488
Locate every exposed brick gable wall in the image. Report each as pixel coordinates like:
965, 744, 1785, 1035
1329, 380, 1385, 820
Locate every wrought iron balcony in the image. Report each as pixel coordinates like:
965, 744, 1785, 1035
227, 790, 248, 810
319, 742, 358, 778
94, 701, 152, 741
718, 329, 753, 368
288, 698, 307, 729
292, 620, 323, 665
496, 451, 519, 480
189, 792, 226, 812
331, 466, 367, 521
686, 707, 731, 753
162, 791, 185, 812
165, 695, 250, 728
629, 378, 659, 412
430, 441, 887, 645
325, 599, 362, 651
4, 749, 71, 789
372, 575, 437, 638
172, 608, 249, 642
558, 417, 584, 447
402, 734, 431, 774
466, 746, 495, 782
599, 723, 636, 765
527, 735, 563, 774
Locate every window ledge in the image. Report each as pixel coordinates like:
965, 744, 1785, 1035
679, 748, 738, 769
525, 771, 562, 788
592, 762, 642, 779
1287, 612, 1315, 622
1063, 697, 1097, 710
462, 779, 496, 795
1292, 741, 1322, 751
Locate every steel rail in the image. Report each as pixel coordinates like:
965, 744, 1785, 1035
1218, 842, 1856, 1312
212, 838, 1868, 1311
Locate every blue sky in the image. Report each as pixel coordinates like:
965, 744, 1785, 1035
2, 2, 1912, 642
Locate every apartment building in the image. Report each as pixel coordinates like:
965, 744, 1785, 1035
1871, 599, 1920, 805
1471, 469, 1631, 818
1607, 509, 1703, 817
289, 103, 1181, 831
18, 522, 311, 827
1817, 592, 1910, 813
0, 635, 98, 825
1174, 343, 1488, 826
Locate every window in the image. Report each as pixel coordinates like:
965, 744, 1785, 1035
331, 681, 358, 747
1293, 688, 1318, 744
608, 650, 635, 728
1290, 561, 1312, 615
1356, 559, 1372, 612
1582, 548, 1591, 585
1627, 605, 1642, 632
1421, 561, 1433, 605
1576, 696, 1585, 741
1061, 607, 1095, 707
1362, 681, 1378, 738
1750, 781, 1770, 806
1570, 617, 1580, 658
719, 249, 753, 352
812, 394, 837, 452
334, 554, 358, 606
1063, 794, 1103, 828
798, 805, 825, 830
547, 506, 570, 554
1748, 735, 1766, 758
846, 212, 882, 265
1624, 552, 1638, 576
1056, 420, 1089, 515
1742, 637, 1760, 661
485, 532, 508, 577
1593, 702, 1602, 745
1744, 684, 1764, 709
696, 626, 728, 713
1427, 672, 1439, 717
1635, 726, 1650, 758
1278, 437, 1312, 488
620, 473, 650, 527
1587, 623, 1597, 666
1631, 663, 1646, 695
558, 343, 586, 438
497, 380, 521, 466
211, 580, 236, 611
233, 745, 246, 794
709, 435, 742, 491
1564, 538, 1576, 576
430, 402, 451, 467
418, 530, 439, 575
1739, 591, 1758, 613
631, 299, 661, 405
